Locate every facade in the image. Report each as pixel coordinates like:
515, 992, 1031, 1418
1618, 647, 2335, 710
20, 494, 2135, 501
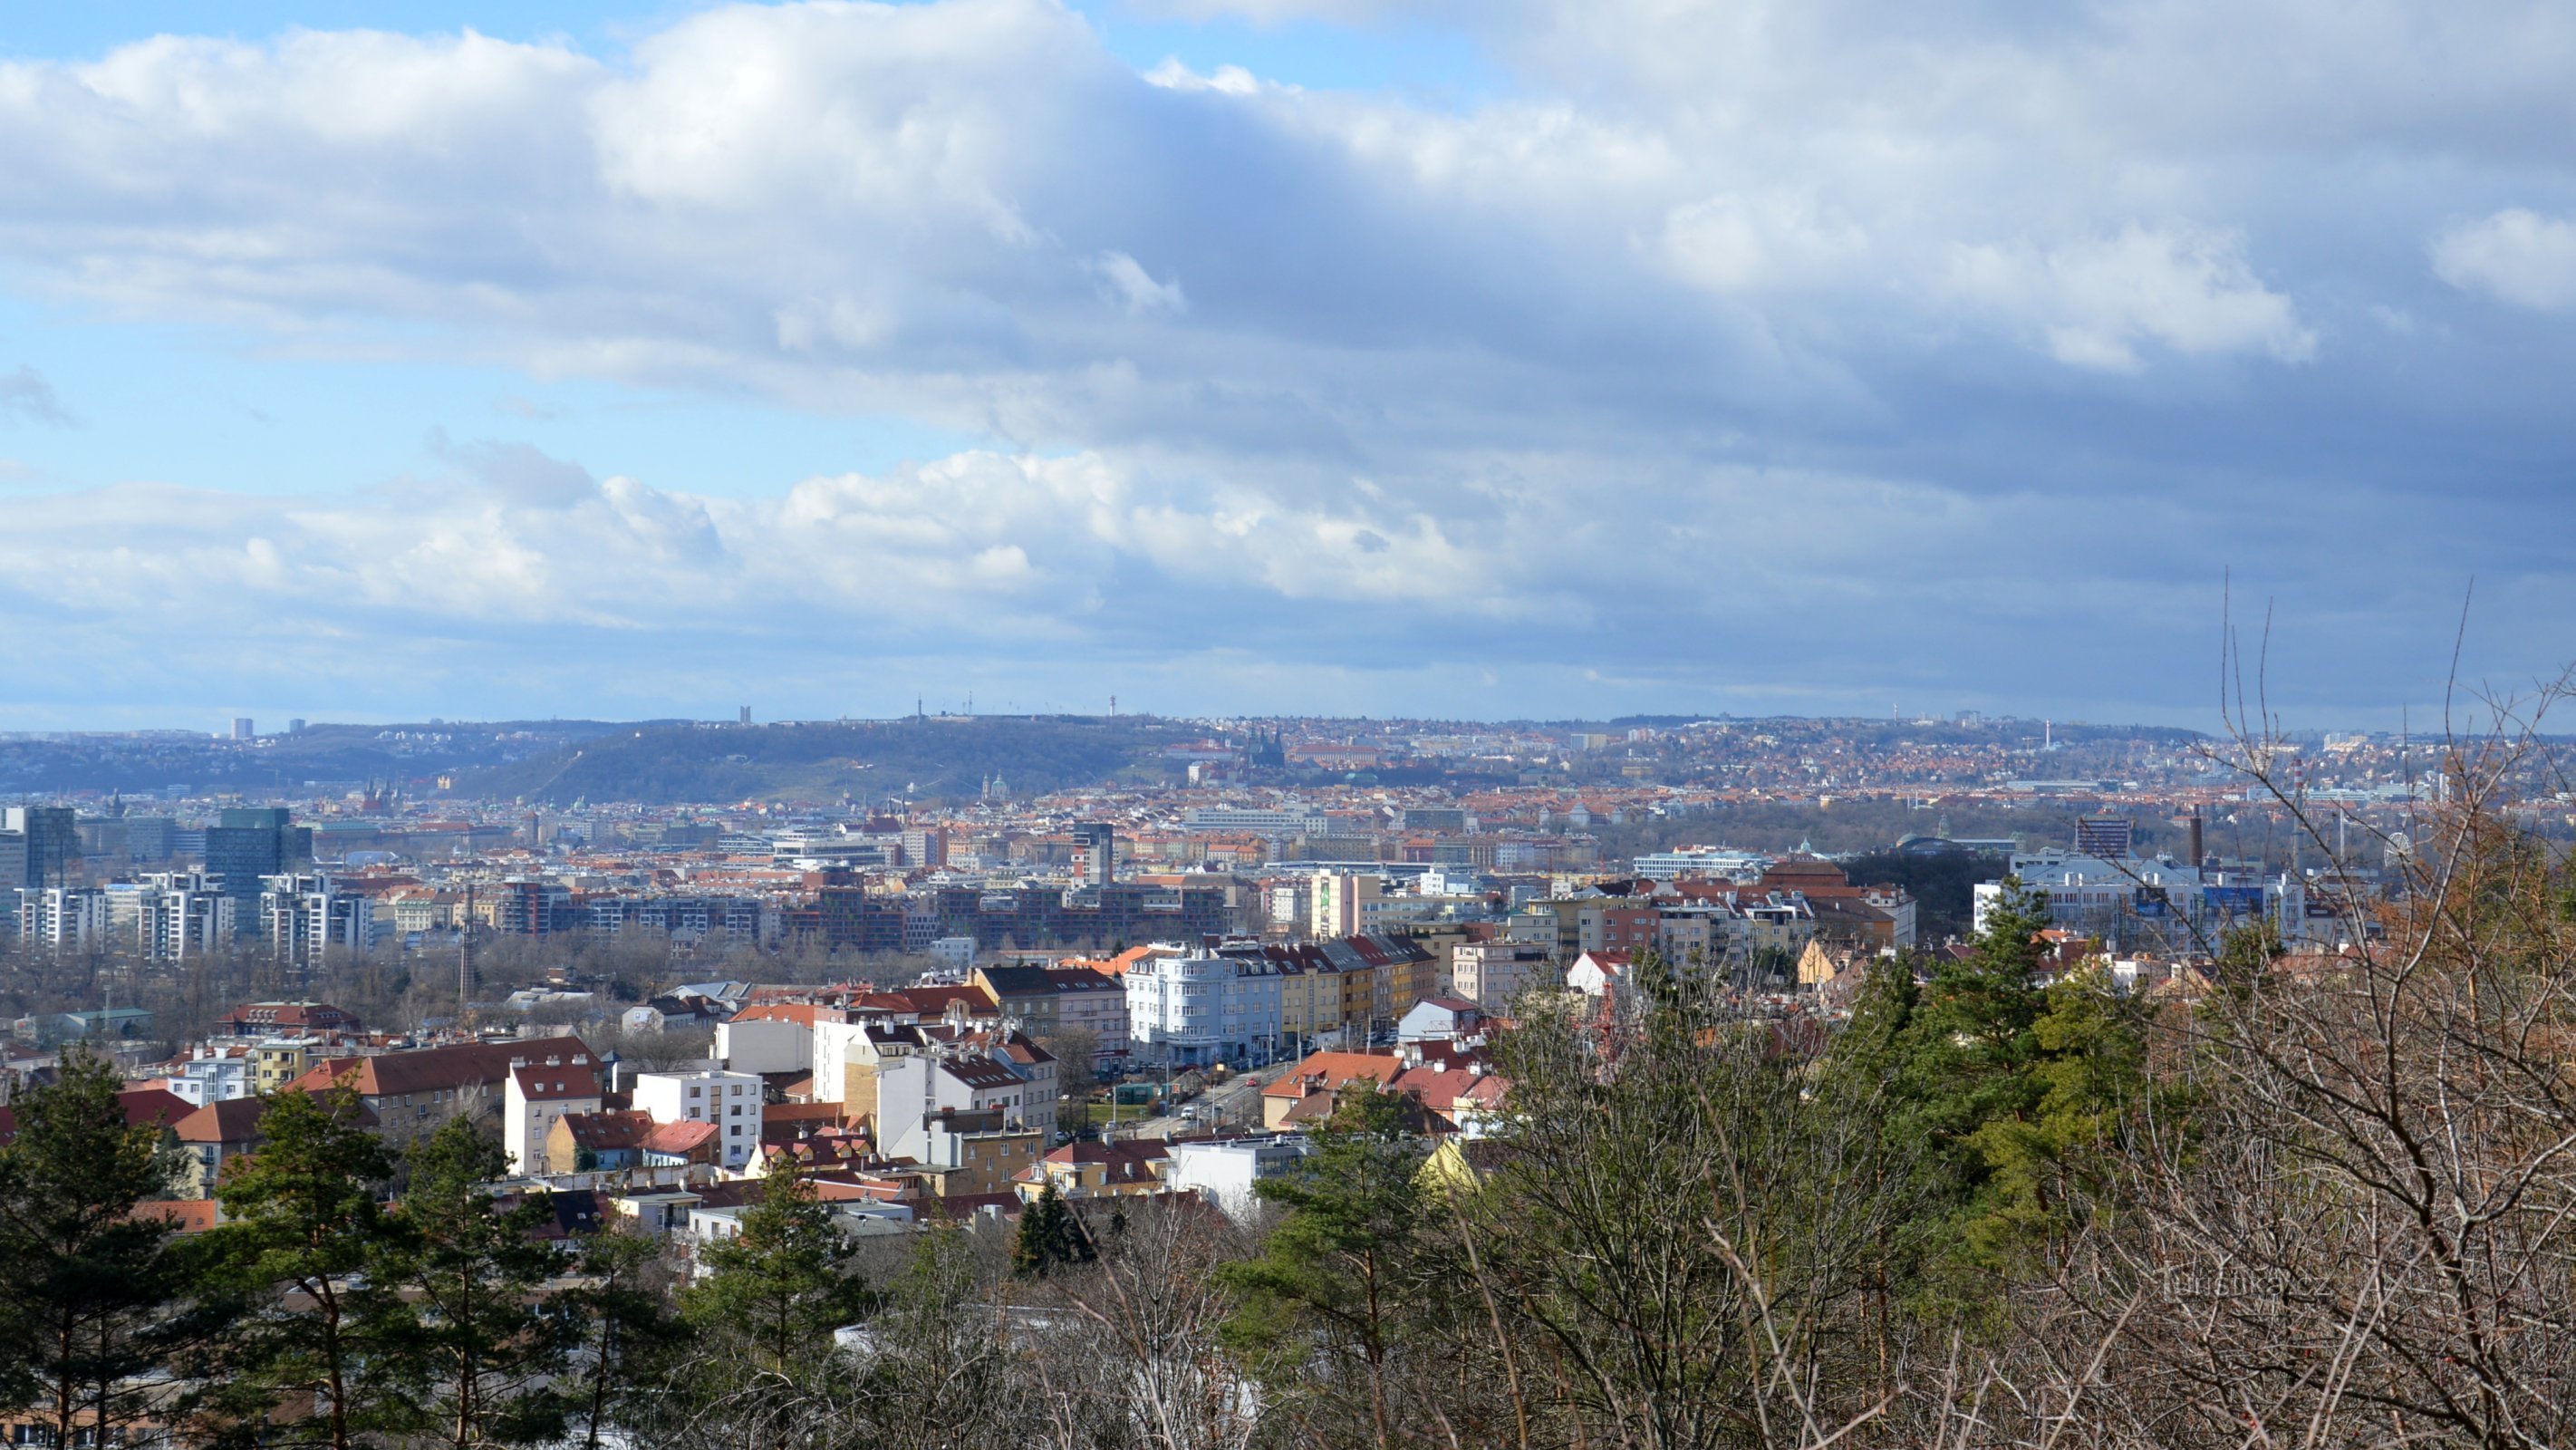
1181, 806, 1325, 835
0, 807, 79, 887
503, 1054, 605, 1174
14, 886, 110, 950
1166, 1136, 1311, 1219
632, 1068, 763, 1170
1124, 948, 1285, 1068
1072, 821, 1116, 887
130, 873, 237, 960
261, 874, 379, 970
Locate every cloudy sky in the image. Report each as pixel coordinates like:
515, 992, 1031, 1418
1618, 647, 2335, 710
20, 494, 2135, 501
2, 0, 2571, 731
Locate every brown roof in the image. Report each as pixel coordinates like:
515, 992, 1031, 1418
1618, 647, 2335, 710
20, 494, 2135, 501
558, 1109, 654, 1151
642, 1119, 719, 1154
1263, 1050, 1404, 1099
288, 1035, 595, 1099
510, 1061, 603, 1101
173, 1096, 274, 1145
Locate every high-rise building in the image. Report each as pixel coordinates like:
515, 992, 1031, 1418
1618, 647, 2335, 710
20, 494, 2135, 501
15, 886, 111, 951
205, 807, 312, 927
1073, 821, 1116, 887
262, 873, 377, 972
0, 807, 79, 887
231, 718, 256, 741
2075, 817, 2135, 860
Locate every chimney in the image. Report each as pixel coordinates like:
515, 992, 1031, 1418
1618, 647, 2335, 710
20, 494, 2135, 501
2189, 813, 2207, 869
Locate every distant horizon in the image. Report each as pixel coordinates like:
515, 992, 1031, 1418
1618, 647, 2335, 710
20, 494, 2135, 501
1, 705, 2518, 743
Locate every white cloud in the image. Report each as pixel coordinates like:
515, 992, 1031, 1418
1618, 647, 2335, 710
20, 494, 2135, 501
2432, 209, 2576, 312
1092, 252, 1188, 315
1658, 194, 1869, 294
1948, 227, 2315, 372
0, 0, 2569, 719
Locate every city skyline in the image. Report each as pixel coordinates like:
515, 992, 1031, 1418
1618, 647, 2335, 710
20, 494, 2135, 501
3, 1, 2572, 730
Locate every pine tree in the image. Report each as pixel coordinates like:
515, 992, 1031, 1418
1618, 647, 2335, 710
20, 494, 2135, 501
1010, 1181, 1094, 1279
681, 1152, 870, 1375
378, 1116, 572, 1450
1220, 1079, 1427, 1450
0, 1048, 194, 1450
198, 1087, 407, 1450
565, 1227, 686, 1450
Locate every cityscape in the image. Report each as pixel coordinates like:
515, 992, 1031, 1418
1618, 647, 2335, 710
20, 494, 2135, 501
5, 0, 2575, 1445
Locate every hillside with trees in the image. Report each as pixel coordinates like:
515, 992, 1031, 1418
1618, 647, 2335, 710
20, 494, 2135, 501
458, 715, 1210, 805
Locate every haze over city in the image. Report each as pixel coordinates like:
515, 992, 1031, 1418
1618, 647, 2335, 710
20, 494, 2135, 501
4, 1, 2573, 730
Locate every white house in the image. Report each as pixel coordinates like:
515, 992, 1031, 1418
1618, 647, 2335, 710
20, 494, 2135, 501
503, 1050, 603, 1175
632, 1068, 763, 1171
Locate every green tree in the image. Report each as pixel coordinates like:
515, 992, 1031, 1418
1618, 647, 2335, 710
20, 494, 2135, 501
0, 1048, 194, 1450
1009, 1181, 1094, 1280
564, 1227, 686, 1450
198, 1087, 407, 1450
1963, 962, 2149, 1261
379, 1117, 571, 1450
680, 1153, 870, 1375
1220, 1079, 1428, 1450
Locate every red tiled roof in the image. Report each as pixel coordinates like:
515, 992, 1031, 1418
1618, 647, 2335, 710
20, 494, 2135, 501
288, 1035, 594, 1099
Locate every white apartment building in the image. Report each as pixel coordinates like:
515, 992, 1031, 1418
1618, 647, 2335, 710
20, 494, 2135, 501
1166, 1136, 1310, 1220
131, 875, 237, 961
633, 1067, 763, 1169
15, 887, 110, 951
1125, 948, 1285, 1068
1974, 853, 2313, 947
503, 1051, 604, 1175
260, 874, 380, 970
166, 1047, 254, 1107
715, 1016, 813, 1076
1182, 806, 1327, 836
876, 1045, 1056, 1158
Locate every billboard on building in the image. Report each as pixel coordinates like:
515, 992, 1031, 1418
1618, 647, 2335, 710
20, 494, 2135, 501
2205, 885, 2267, 918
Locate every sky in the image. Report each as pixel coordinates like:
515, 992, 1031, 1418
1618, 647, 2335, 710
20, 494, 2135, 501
1, 0, 2572, 733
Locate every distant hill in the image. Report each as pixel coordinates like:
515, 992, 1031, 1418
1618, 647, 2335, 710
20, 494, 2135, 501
457, 715, 1207, 805
0, 720, 649, 796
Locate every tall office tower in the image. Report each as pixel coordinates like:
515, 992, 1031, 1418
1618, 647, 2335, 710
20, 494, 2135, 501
1073, 821, 1116, 887
205, 807, 312, 928
2074, 817, 2135, 860
232, 718, 256, 741
0, 807, 80, 887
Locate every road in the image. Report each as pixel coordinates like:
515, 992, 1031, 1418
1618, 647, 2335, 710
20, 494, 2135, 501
1117, 1068, 1273, 1140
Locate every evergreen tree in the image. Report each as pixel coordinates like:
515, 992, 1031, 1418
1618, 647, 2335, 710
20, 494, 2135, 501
564, 1227, 686, 1450
1220, 1079, 1427, 1450
378, 1117, 571, 1450
1010, 1181, 1094, 1279
198, 1087, 408, 1450
681, 1152, 870, 1375
0, 1048, 194, 1450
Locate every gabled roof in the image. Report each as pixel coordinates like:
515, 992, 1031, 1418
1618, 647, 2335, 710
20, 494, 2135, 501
511, 1062, 603, 1101
556, 1109, 654, 1151
288, 1035, 595, 1099
1264, 1051, 1404, 1099
172, 1096, 273, 1145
